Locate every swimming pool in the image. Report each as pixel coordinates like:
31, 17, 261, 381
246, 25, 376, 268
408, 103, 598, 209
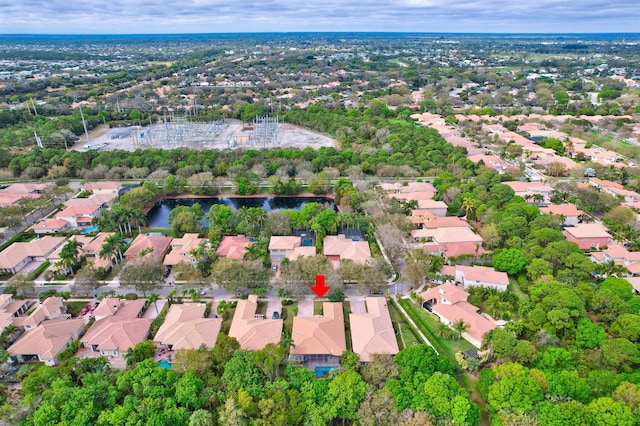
80, 225, 99, 233
314, 365, 338, 378
158, 359, 172, 370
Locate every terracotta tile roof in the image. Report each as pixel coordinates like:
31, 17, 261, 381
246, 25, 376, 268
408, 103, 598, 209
286, 246, 316, 261
81, 299, 151, 352
124, 234, 172, 261
349, 297, 399, 362
8, 318, 84, 361
228, 295, 283, 350
456, 265, 509, 286
417, 199, 448, 210
503, 181, 552, 193
64, 193, 118, 207
0, 236, 66, 271
539, 204, 584, 217
0, 183, 51, 194
413, 227, 483, 244
83, 181, 122, 191
55, 204, 101, 218
291, 302, 346, 356
423, 217, 469, 229
424, 241, 486, 258
432, 301, 497, 344
0, 193, 39, 206
323, 235, 372, 266
421, 283, 469, 305
216, 235, 253, 259
164, 234, 208, 266
82, 232, 115, 257
268, 236, 301, 250
32, 219, 71, 231
154, 303, 221, 350
564, 223, 611, 239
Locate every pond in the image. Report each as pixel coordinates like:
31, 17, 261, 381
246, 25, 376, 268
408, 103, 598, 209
146, 196, 335, 229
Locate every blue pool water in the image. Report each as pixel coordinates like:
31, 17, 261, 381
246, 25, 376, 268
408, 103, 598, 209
158, 359, 172, 370
80, 225, 99, 233
314, 365, 338, 378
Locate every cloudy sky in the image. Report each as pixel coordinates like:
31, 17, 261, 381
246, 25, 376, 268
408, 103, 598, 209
0, 0, 638, 34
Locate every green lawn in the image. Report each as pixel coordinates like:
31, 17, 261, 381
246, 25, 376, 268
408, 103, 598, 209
388, 299, 420, 349
313, 301, 323, 316
66, 301, 87, 316
398, 298, 474, 367
343, 301, 352, 352
281, 302, 297, 343
508, 277, 529, 306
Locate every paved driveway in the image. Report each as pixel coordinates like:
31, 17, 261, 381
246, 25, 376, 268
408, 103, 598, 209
266, 298, 282, 319
349, 297, 367, 314
296, 300, 314, 317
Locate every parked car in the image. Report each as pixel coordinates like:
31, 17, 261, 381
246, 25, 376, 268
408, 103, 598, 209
272, 265, 278, 272
80, 305, 90, 315
272, 311, 280, 320
163, 268, 171, 278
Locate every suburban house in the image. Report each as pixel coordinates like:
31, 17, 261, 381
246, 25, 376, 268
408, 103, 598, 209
13, 297, 66, 331
503, 181, 553, 201
467, 154, 510, 174
216, 235, 253, 259
323, 234, 373, 269
81, 298, 151, 357
47, 235, 96, 271
0, 236, 67, 275
440, 265, 509, 291
80, 232, 115, 270
83, 181, 123, 195
0, 193, 40, 207
54, 204, 102, 229
416, 199, 448, 217
7, 318, 85, 366
290, 302, 346, 366
32, 218, 72, 234
154, 303, 222, 350
64, 193, 118, 208
0, 183, 52, 196
591, 244, 640, 276
124, 234, 172, 262
423, 217, 470, 229
414, 226, 484, 254
0, 294, 31, 332
563, 223, 611, 250
380, 181, 436, 195
539, 204, 584, 226
349, 297, 399, 362
269, 236, 304, 263
228, 295, 283, 350
420, 283, 497, 348
409, 209, 437, 228
163, 233, 209, 267
628, 277, 640, 293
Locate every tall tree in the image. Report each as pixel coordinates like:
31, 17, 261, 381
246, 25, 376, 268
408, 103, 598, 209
119, 260, 163, 297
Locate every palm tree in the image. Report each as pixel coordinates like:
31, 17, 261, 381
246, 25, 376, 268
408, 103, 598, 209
461, 195, 476, 220
435, 322, 455, 340
59, 239, 83, 275
148, 292, 160, 314
452, 319, 470, 350
189, 242, 210, 275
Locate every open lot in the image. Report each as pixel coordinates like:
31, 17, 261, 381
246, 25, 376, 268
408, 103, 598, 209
73, 119, 336, 152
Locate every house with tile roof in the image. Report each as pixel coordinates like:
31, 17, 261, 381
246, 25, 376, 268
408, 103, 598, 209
55, 204, 102, 229
0, 236, 67, 274
80, 232, 115, 270
228, 295, 283, 350
7, 318, 85, 366
64, 193, 118, 208
323, 234, 373, 269
31, 218, 72, 234
441, 265, 509, 291
416, 199, 448, 217
539, 204, 584, 226
269, 236, 303, 263
216, 235, 253, 259
290, 302, 346, 366
0, 193, 40, 207
0, 294, 30, 333
420, 283, 497, 348
81, 299, 151, 357
164, 233, 209, 266
124, 234, 172, 262
349, 297, 399, 362
467, 154, 511, 174
590, 244, 640, 276
83, 181, 123, 195
154, 303, 222, 350
13, 297, 66, 331
0, 183, 52, 195
563, 223, 611, 250
503, 181, 553, 201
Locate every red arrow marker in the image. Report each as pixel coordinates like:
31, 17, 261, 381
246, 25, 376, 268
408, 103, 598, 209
310, 275, 330, 298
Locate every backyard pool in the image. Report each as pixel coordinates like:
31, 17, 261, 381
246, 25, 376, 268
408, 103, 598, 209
158, 359, 172, 370
314, 365, 338, 378
80, 225, 99, 233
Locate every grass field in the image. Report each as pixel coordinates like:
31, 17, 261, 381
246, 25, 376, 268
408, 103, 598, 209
281, 302, 297, 345
388, 299, 420, 349
314, 301, 323, 315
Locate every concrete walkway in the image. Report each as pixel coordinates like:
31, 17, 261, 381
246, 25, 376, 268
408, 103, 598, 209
349, 297, 366, 314
392, 296, 438, 353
